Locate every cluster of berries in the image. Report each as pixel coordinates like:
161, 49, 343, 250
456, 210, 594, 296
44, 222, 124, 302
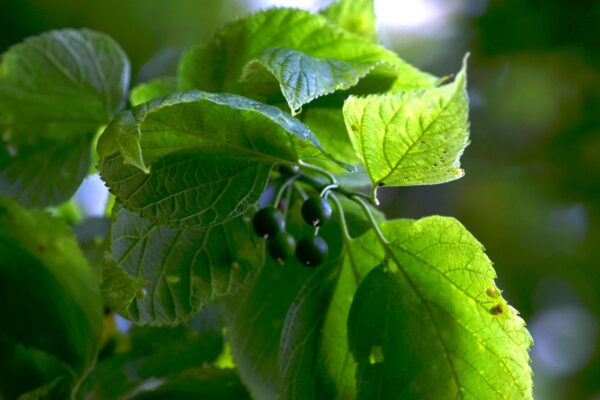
252, 196, 332, 267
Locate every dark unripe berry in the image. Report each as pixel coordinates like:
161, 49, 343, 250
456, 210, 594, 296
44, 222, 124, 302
295, 235, 328, 267
301, 197, 332, 227
253, 207, 285, 238
268, 232, 296, 262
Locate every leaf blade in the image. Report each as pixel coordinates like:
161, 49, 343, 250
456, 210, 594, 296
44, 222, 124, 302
108, 205, 264, 325
348, 216, 533, 399
98, 90, 331, 228
0, 196, 103, 374
0, 29, 130, 207
344, 56, 470, 189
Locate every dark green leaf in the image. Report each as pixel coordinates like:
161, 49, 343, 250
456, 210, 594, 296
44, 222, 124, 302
108, 205, 264, 325
0, 337, 71, 400
131, 368, 250, 400
98, 91, 331, 229
0, 196, 103, 379
80, 307, 226, 399
0, 29, 130, 207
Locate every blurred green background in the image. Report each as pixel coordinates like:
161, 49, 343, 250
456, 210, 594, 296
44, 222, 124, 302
1, 0, 598, 398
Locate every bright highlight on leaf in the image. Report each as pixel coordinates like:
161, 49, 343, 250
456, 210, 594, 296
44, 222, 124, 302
344, 55, 470, 192
348, 217, 533, 399
321, 0, 378, 41
179, 8, 436, 111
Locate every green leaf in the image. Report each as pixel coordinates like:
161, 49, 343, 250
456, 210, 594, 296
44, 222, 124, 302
223, 190, 361, 399
128, 320, 224, 379
278, 264, 339, 400
0, 29, 130, 207
109, 205, 264, 325
347, 216, 533, 399
321, 0, 377, 41
304, 108, 359, 166
220, 191, 326, 399
0, 196, 103, 374
178, 8, 436, 110
0, 135, 92, 208
98, 91, 332, 229
312, 236, 383, 400
344, 56, 470, 192
243, 47, 377, 113
0, 337, 71, 400
221, 259, 313, 399
102, 259, 148, 316
130, 77, 177, 106
130, 368, 250, 400
80, 307, 226, 399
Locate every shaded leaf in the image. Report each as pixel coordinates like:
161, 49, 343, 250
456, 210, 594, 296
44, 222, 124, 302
131, 368, 250, 400
0, 29, 130, 207
109, 205, 263, 325
0, 196, 103, 374
0, 337, 71, 400
304, 108, 358, 166
80, 307, 226, 399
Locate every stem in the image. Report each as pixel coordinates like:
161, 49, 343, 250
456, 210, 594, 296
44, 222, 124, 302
298, 160, 337, 185
350, 195, 388, 246
320, 184, 338, 198
293, 184, 309, 201
370, 186, 381, 206
278, 163, 378, 206
329, 193, 352, 242
283, 181, 294, 218
273, 174, 300, 207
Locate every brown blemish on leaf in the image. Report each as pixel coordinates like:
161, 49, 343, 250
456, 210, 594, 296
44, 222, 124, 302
489, 304, 503, 316
486, 287, 499, 298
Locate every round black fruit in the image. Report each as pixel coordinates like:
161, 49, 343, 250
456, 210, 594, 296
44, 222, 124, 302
268, 232, 296, 262
295, 235, 328, 267
253, 207, 285, 238
301, 197, 333, 227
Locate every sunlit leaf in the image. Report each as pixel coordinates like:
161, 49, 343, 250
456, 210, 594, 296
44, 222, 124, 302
321, 0, 377, 41
348, 216, 533, 399
344, 56, 470, 192
179, 8, 436, 112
